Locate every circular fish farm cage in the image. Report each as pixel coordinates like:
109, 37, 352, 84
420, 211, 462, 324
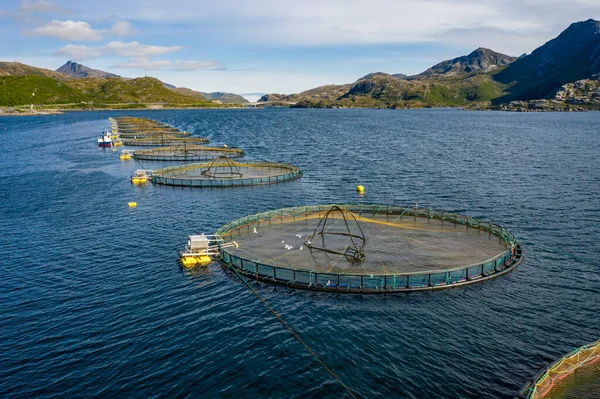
117, 130, 191, 139
114, 116, 176, 131
122, 135, 210, 146
215, 204, 523, 294
151, 157, 302, 188
133, 144, 244, 162
519, 340, 600, 399
114, 116, 192, 138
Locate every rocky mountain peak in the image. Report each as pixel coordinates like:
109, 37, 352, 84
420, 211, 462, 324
56, 61, 120, 79
416, 48, 517, 77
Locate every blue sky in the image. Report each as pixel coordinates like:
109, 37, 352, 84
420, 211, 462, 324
1, 0, 599, 99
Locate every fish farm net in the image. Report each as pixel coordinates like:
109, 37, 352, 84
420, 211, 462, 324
122, 135, 210, 146
113, 116, 196, 140
215, 204, 522, 294
151, 157, 302, 187
521, 340, 600, 399
114, 116, 177, 131
133, 144, 244, 162
117, 130, 190, 139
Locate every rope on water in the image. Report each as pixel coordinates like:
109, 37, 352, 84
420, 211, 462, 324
230, 266, 357, 399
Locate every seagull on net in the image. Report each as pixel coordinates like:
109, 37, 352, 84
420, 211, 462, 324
253, 227, 258, 234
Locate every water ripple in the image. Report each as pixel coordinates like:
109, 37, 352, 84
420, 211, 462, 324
1, 109, 599, 398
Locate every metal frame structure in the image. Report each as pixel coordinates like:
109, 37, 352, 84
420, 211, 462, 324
151, 160, 302, 188
517, 339, 600, 399
215, 204, 523, 294
132, 144, 244, 162
304, 205, 366, 263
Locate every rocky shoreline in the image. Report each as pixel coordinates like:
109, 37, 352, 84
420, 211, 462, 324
482, 75, 600, 112
0, 107, 64, 116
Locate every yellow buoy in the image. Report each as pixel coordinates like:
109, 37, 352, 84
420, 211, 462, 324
196, 255, 212, 265
181, 256, 197, 268
128, 202, 137, 207
356, 185, 365, 193
139, 178, 147, 184
132, 177, 140, 184
223, 144, 228, 148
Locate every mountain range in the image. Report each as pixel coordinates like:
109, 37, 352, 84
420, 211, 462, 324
56, 60, 120, 79
2, 19, 599, 111
260, 19, 600, 111
0, 60, 248, 107
55, 61, 249, 104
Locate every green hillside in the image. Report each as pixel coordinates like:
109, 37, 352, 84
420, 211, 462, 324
269, 20, 600, 110
0, 75, 208, 106
0, 75, 83, 105
290, 72, 508, 109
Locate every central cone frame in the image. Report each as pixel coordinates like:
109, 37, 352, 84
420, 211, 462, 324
201, 156, 243, 179
304, 205, 366, 263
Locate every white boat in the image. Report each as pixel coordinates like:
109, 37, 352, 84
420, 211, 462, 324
98, 132, 112, 147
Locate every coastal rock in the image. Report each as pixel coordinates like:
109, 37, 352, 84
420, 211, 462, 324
495, 19, 600, 101
414, 48, 517, 78
56, 61, 119, 79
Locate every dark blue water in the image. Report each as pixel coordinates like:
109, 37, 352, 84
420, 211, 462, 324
1, 108, 599, 398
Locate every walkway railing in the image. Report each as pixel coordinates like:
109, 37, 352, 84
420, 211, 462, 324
216, 204, 523, 294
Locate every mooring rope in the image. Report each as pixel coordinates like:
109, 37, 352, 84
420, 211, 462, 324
229, 266, 357, 399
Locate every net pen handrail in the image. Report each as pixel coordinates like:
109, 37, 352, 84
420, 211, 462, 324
221, 250, 511, 280
134, 145, 243, 154
153, 160, 301, 177
527, 339, 600, 398
215, 203, 519, 279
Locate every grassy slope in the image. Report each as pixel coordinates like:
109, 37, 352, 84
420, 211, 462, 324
0, 76, 212, 106
68, 77, 204, 103
0, 76, 83, 105
292, 71, 509, 108
0, 62, 69, 80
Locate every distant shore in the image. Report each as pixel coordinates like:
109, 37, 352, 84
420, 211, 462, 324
1, 103, 597, 116
0, 103, 251, 116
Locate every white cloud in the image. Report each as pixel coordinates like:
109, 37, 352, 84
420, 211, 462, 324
111, 57, 220, 71
104, 41, 182, 57
13, 0, 67, 24
19, 0, 64, 14
30, 20, 104, 41
110, 21, 137, 36
54, 44, 104, 60
53, 41, 183, 60
84, 0, 600, 55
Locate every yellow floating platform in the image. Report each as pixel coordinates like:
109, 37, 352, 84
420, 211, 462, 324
181, 255, 211, 268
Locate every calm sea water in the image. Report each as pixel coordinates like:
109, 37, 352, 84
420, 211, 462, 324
1, 108, 599, 398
